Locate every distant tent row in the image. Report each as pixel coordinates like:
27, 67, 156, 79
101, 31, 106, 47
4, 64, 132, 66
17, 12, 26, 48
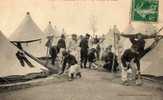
0, 11, 162, 78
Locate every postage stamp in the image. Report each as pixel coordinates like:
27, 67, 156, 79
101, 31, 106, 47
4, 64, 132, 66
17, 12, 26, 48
131, 0, 159, 22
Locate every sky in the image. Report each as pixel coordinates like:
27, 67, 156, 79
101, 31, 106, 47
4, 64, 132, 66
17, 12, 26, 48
0, 0, 162, 37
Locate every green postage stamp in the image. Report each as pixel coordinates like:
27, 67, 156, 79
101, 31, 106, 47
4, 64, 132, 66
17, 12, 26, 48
131, 0, 159, 22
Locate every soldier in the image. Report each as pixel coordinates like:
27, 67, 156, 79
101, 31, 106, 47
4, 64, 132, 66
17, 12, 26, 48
68, 34, 78, 50
121, 37, 160, 85
67, 34, 80, 62
49, 45, 59, 65
129, 33, 146, 57
88, 48, 98, 69
96, 43, 101, 60
60, 50, 81, 80
102, 46, 118, 72
93, 35, 100, 44
57, 34, 66, 52
45, 36, 54, 63
79, 34, 90, 68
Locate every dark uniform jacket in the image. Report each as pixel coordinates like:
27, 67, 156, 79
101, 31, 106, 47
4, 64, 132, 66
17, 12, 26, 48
50, 46, 58, 58
96, 44, 101, 52
129, 37, 145, 52
122, 49, 138, 62
57, 38, 66, 49
88, 51, 96, 62
103, 51, 119, 72
121, 49, 139, 69
79, 38, 89, 49
94, 37, 100, 44
63, 54, 78, 68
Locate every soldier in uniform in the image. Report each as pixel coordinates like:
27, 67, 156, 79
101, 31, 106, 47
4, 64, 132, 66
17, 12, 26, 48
57, 34, 66, 52
60, 50, 81, 80
67, 34, 80, 62
79, 34, 90, 68
49, 45, 59, 65
102, 46, 118, 72
88, 48, 98, 69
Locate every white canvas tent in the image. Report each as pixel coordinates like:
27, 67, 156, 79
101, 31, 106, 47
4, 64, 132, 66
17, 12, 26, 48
0, 31, 46, 77
61, 28, 71, 45
44, 21, 60, 45
10, 12, 45, 41
123, 23, 135, 34
121, 23, 136, 50
101, 28, 114, 49
61, 28, 66, 35
141, 38, 163, 76
10, 12, 47, 57
141, 25, 163, 76
44, 21, 55, 37
44, 21, 60, 37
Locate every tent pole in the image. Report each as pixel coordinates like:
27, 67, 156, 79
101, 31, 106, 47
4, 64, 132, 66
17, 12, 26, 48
111, 31, 116, 74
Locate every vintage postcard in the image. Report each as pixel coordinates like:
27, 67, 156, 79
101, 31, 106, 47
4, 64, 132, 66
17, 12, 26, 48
0, 0, 162, 100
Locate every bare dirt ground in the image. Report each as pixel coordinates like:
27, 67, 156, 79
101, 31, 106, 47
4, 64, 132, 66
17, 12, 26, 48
0, 69, 162, 100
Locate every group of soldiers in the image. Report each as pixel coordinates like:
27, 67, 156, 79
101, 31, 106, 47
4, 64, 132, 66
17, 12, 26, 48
47, 30, 161, 84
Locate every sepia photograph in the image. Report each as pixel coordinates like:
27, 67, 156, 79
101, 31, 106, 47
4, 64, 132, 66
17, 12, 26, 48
0, 0, 162, 100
